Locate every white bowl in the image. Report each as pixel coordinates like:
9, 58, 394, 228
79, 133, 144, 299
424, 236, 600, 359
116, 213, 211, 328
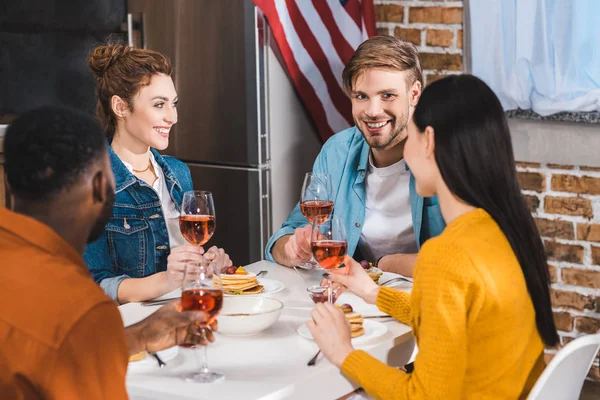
218, 297, 283, 337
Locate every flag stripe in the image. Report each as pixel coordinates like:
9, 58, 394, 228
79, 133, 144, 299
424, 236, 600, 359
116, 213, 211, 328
344, 0, 363, 29
360, 0, 377, 37
361, 19, 369, 42
254, 0, 334, 139
253, 0, 375, 142
291, 0, 353, 124
325, 0, 363, 49
295, 0, 345, 85
275, 0, 350, 133
311, 0, 356, 64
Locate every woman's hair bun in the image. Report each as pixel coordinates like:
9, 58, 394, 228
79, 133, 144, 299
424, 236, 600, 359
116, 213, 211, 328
88, 44, 130, 79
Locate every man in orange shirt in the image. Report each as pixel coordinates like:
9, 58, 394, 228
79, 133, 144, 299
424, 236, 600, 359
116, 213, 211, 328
1, 355, 41, 400
0, 106, 216, 399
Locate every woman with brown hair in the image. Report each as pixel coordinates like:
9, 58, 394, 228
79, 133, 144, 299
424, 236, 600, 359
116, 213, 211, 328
84, 43, 232, 304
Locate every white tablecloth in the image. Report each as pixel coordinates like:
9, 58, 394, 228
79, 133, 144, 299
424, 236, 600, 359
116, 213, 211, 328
119, 261, 415, 400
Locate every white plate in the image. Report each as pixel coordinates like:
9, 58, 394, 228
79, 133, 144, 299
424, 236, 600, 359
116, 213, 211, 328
378, 272, 413, 288
224, 278, 285, 297
297, 319, 388, 346
127, 346, 179, 372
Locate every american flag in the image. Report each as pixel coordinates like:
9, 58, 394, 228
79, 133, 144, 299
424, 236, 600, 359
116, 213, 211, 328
253, 0, 376, 142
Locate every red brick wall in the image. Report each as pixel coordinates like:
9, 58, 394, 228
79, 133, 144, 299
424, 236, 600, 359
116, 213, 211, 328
375, 0, 600, 382
375, 0, 463, 86
517, 162, 600, 380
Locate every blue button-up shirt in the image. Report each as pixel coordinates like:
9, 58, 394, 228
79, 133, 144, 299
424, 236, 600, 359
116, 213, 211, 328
265, 126, 446, 261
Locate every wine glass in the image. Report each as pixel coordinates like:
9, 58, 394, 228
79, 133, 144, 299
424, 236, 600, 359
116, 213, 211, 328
306, 284, 340, 304
180, 190, 215, 247
299, 173, 333, 269
311, 215, 347, 303
180, 260, 224, 383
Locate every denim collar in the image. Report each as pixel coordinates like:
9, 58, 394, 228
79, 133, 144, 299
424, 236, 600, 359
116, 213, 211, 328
108, 144, 182, 193
149, 148, 182, 192
357, 132, 370, 173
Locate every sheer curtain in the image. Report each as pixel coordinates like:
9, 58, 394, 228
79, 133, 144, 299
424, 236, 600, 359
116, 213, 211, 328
469, 0, 600, 115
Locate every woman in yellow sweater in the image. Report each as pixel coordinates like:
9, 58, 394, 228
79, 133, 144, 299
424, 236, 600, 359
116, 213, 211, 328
308, 74, 559, 399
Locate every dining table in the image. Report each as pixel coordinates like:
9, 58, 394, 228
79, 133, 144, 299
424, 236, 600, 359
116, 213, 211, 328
119, 260, 415, 400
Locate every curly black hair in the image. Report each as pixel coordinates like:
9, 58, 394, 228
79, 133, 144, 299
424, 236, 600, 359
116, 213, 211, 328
4, 106, 107, 200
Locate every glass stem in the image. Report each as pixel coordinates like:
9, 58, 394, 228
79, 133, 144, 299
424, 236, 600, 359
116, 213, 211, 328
328, 279, 333, 304
200, 328, 209, 374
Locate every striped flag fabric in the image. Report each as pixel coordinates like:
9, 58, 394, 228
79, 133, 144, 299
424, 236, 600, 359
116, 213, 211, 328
253, 0, 376, 142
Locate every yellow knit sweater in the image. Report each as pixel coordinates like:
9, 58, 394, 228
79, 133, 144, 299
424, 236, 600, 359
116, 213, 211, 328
342, 208, 546, 399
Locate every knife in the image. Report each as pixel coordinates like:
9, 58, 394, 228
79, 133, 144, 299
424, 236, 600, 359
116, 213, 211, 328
141, 297, 179, 307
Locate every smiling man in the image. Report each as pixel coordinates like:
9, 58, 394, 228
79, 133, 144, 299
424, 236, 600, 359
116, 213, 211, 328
266, 36, 446, 276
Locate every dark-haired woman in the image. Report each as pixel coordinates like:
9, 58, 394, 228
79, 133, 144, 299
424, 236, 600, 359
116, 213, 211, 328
308, 75, 558, 399
84, 43, 232, 304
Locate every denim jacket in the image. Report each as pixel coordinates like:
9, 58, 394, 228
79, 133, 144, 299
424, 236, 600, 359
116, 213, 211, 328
265, 126, 446, 261
84, 146, 193, 302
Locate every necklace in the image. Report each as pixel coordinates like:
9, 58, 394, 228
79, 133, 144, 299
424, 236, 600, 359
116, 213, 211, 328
132, 161, 152, 173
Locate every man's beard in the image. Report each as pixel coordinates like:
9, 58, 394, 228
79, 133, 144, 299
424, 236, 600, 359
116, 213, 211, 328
87, 182, 116, 243
357, 111, 409, 150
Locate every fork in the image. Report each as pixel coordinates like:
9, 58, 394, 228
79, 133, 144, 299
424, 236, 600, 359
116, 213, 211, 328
307, 350, 321, 366
380, 276, 413, 287
150, 352, 166, 368
256, 270, 268, 278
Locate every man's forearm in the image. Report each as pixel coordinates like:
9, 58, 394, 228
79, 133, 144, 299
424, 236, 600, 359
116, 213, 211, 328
271, 235, 294, 267
124, 323, 145, 355
378, 253, 417, 277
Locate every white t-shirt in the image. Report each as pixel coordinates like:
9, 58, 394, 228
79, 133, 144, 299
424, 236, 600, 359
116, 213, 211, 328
121, 152, 187, 249
357, 154, 417, 261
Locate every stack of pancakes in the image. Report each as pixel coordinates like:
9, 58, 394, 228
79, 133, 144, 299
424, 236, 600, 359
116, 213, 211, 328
366, 266, 383, 284
219, 273, 264, 295
339, 304, 364, 338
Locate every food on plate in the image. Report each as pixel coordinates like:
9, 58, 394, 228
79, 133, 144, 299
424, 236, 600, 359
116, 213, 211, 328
307, 285, 327, 303
225, 266, 237, 275
219, 268, 263, 295
129, 351, 147, 362
347, 312, 365, 338
367, 267, 383, 284
337, 303, 364, 338
360, 260, 383, 284
224, 266, 247, 275
338, 303, 353, 313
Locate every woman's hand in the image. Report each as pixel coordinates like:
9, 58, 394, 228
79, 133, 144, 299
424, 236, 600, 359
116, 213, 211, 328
165, 245, 205, 290
204, 246, 233, 272
326, 256, 380, 304
307, 303, 354, 368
